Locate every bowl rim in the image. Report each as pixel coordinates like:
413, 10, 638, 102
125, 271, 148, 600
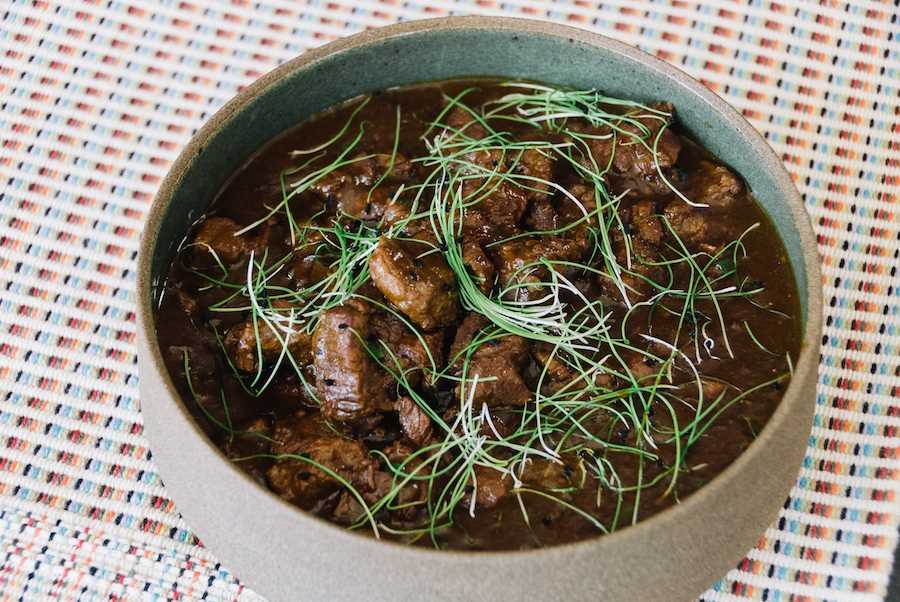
137, 15, 823, 562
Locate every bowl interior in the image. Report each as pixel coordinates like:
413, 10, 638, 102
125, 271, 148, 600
147, 27, 809, 320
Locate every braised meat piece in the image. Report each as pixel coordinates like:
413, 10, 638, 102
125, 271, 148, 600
525, 175, 591, 232
307, 151, 411, 221
565, 182, 598, 219
625, 353, 660, 383
289, 253, 331, 289
662, 202, 707, 245
448, 314, 489, 367
223, 417, 273, 485
514, 146, 554, 201
286, 232, 331, 288
266, 412, 380, 510
224, 316, 311, 373
689, 161, 742, 209
443, 106, 530, 241
607, 230, 663, 302
347, 153, 413, 186
223, 416, 272, 455
457, 332, 531, 408
630, 199, 663, 245
663, 198, 744, 253
445, 105, 488, 138
382, 442, 429, 520
370, 310, 445, 389
193, 217, 256, 264
600, 199, 667, 301
493, 236, 585, 302
576, 103, 682, 197
526, 196, 559, 231
519, 458, 573, 492
464, 465, 512, 510
395, 396, 433, 447
462, 240, 496, 295
450, 321, 551, 412
174, 288, 199, 320
532, 342, 579, 392
312, 301, 390, 421
368, 236, 459, 330
311, 171, 393, 221
462, 179, 529, 242
611, 105, 682, 195
331, 439, 430, 525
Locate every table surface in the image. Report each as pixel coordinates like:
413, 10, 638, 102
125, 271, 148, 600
0, 1, 898, 600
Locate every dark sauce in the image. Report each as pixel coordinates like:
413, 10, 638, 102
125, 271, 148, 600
155, 80, 801, 551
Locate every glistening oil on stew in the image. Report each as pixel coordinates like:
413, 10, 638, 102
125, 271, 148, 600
155, 80, 801, 551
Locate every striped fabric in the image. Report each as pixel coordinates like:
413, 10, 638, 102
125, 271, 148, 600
0, 1, 897, 600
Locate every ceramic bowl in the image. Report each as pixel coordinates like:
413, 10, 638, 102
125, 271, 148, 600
137, 16, 822, 602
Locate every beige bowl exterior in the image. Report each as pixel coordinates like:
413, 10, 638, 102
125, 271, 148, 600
136, 16, 822, 602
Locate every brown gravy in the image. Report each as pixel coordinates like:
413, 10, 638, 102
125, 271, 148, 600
155, 80, 801, 550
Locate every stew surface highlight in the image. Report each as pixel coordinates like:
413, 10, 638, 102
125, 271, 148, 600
156, 80, 801, 550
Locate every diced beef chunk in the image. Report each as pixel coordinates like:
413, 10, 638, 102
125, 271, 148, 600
308, 152, 411, 222
225, 417, 272, 456
457, 333, 531, 408
395, 396, 433, 447
445, 105, 488, 139
575, 103, 682, 197
462, 179, 528, 242
289, 253, 331, 289
526, 196, 559, 231
382, 442, 429, 520
269, 371, 318, 410
493, 237, 585, 302
331, 440, 430, 525
519, 458, 573, 492
531, 342, 578, 392
611, 106, 682, 194
193, 217, 254, 264
370, 311, 445, 389
662, 202, 710, 248
662, 200, 742, 253
462, 240, 495, 294
700, 378, 727, 400
347, 153, 413, 186
368, 236, 459, 330
630, 199, 663, 245
525, 177, 594, 233
602, 200, 666, 301
690, 161, 742, 209
514, 147, 554, 201
464, 465, 512, 510
479, 407, 519, 440
607, 227, 663, 301
224, 315, 311, 373
565, 182, 598, 219
381, 197, 412, 228
286, 232, 331, 288
311, 171, 393, 221
448, 314, 489, 367
442, 106, 530, 241
312, 301, 390, 421
330, 491, 366, 525
625, 353, 660, 383
266, 413, 380, 510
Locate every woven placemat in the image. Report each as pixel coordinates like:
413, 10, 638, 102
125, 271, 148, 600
0, 1, 897, 600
